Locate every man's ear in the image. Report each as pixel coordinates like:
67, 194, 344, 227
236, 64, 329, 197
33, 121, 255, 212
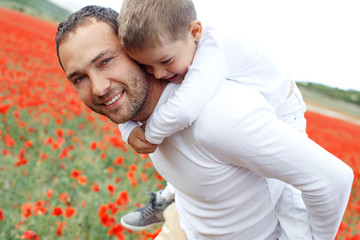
189, 20, 202, 41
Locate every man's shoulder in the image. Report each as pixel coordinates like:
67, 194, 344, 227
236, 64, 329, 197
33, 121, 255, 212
209, 80, 268, 110
193, 80, 274, 149
195, 80, 272, 128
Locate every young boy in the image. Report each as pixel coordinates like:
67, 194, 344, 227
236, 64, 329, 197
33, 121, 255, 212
117, 0, 311, 238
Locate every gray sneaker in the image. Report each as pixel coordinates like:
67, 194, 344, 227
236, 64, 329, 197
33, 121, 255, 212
120, 191, 174, 230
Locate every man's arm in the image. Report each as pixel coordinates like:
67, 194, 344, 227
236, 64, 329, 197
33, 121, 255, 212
198, 82, 353, 239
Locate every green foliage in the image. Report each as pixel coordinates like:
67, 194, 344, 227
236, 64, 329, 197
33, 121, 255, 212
0, 105, 164, 239
297, 82, 360, 106
0, 0, 70, 22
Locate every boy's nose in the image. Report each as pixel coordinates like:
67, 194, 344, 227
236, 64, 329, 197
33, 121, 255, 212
153, 68, 167, 79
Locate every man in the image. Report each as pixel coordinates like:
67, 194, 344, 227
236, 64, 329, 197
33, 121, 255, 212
56, 6, 353, 240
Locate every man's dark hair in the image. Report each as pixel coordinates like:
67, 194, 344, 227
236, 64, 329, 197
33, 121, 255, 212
55, 5, 119, 70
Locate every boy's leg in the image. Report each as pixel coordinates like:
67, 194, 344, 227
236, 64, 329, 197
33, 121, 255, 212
275, 82, 313, 239
275, 82, 307, 133
120, 184, 175, 230
277, 184, 312, 240
161, 182, 176, 200
155, 203, 187, 240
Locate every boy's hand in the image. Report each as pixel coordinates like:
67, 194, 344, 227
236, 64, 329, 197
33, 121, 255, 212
128, 126, 158, 154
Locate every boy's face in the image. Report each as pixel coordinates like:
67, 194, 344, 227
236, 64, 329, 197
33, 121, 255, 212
126, 21, 202, 83
127, 38, 196, 83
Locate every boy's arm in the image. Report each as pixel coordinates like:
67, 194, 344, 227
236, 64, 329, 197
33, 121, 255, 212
128, 126, 157, 154
118, 121, 157, 154
145, 27, 227, 144
118, 121, 140, 144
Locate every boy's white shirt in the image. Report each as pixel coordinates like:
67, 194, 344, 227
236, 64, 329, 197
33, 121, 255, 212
118, 26, 291, 144
117, 27, 352, 238
118, 26, 227, 144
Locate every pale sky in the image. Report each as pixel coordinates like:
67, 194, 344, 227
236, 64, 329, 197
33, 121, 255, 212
50, 0, 360, 91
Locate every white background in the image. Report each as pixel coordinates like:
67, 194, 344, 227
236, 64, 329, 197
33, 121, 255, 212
50, 0, 360, 91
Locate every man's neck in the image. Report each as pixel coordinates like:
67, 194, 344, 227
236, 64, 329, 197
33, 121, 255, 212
132, 77, 169, 122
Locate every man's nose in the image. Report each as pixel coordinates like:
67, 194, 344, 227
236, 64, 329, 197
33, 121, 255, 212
153, 67, 167, 79
91, 73, 110, 96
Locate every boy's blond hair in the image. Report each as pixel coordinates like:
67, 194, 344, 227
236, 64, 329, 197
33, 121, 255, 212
118, 0, 197, 52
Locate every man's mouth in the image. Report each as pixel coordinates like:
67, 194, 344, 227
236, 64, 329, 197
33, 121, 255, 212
104, 91, 124, 106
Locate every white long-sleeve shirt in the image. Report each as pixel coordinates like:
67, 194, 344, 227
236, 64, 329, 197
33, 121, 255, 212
118, 26, 227, 143
150, 82, 353, 240
119, 27, 291, 144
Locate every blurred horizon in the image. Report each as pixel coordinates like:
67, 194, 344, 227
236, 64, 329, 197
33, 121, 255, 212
1, 0, 360, 91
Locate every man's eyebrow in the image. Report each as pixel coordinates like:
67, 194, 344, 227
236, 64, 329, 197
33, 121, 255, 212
66, 49, 118, 80
67, 71, 80, 80
90, 49, 118, 65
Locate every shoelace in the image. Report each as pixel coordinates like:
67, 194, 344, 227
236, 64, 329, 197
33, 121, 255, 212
138, 193, 157, 218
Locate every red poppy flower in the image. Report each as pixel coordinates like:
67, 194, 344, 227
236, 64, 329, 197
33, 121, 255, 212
107, 223, 124, 237
90, 141, 97, 150
4, 134, 15, 148
77, 175, 87, 185
70, 169, 81, 179
55, 221, 66, 236
24, 140, 33, 148
58, 192, 70, 204
56, 129, 64, 138
115, 191, 129, 207
129, 164, 137, 171
92, 182, 100, 192
21, 202, 33, 218
44, 136, 53, 145
34, 200, 47, 216
64, 206, 76, 218
0, 104, 10, 115
99, 212, 114, 228
107, 184, 115, 195
0, 208, 4, 221
46, 189, 53, 198
113, 156, 124, 165
52, 207, 63, 216
20, 230, 40, 240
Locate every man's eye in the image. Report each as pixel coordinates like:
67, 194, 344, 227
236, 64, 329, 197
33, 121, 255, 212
74, 75, 86, 84
101, 58, 112, 65
160, 58, 172, 64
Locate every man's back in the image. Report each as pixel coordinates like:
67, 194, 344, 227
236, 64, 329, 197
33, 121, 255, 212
150, 80, 352, 240
151, 82, 281, 239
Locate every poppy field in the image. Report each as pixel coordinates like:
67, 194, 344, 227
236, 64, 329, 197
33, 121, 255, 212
0, 7, 359, 240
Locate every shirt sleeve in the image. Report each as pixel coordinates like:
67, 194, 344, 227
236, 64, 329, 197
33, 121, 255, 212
220, 35, 291, 110
118, 121, 140, 144
198, 84, 353, 240
144, 27, 228, 144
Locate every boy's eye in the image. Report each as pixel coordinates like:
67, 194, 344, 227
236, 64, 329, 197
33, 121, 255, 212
160, 58, 172, 64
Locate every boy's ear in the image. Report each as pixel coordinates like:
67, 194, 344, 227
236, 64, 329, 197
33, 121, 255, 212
189, 20, 202, 41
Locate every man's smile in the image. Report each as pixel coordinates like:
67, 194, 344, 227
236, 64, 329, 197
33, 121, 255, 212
103, 90, 125, 107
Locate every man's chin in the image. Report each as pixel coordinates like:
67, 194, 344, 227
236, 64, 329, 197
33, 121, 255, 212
106, 114, 129, 125
92, 108, 127, 125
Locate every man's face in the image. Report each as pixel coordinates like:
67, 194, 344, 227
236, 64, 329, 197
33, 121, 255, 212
59, 20, 148, 124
